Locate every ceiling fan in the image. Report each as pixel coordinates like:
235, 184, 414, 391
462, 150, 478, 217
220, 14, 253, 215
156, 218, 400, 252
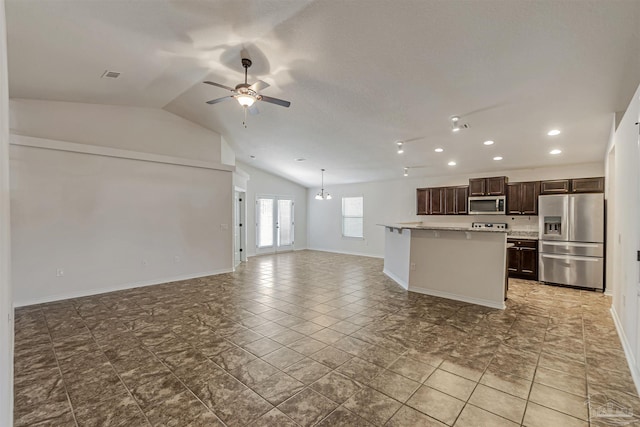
203, 58, 291, 117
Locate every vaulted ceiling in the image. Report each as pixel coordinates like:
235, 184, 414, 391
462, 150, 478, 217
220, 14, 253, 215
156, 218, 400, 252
6, 0, 640, 187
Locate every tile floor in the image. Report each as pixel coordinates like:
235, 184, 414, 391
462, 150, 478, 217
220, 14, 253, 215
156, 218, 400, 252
13, 250, 640, 426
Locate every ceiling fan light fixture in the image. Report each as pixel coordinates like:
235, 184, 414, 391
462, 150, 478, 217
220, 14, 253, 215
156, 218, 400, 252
236, 94, 256, 107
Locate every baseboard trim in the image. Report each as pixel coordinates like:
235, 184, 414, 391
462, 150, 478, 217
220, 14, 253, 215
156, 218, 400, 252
305, 247, 383, 259
383, 269, 409, 290
13, 268, 233, 307
409, 285, 506, 310
610, 305, 640, 395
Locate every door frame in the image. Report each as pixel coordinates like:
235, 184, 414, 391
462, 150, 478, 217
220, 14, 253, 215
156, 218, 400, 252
255, 194, 295, 255
233, 188, 247, 268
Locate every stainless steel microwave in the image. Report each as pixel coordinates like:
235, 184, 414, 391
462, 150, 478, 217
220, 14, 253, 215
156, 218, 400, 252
468, 196, 506, 215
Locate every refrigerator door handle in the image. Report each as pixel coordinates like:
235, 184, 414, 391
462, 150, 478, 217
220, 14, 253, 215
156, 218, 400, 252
568, 195, 575, 241
542, 241, 601, 248
541, 254, 600, 262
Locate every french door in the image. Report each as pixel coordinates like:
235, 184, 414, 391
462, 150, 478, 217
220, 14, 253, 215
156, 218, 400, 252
256, 196, 294, 254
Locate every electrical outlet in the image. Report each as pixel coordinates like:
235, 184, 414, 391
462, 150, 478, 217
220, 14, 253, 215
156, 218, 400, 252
56, 268, 64, 277
410, 262, 416, 271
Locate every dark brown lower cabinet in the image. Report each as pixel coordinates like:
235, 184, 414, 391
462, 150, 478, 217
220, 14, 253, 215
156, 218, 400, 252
507, 239, 538, 280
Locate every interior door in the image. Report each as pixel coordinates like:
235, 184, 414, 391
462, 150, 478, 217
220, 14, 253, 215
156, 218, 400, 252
233, 191, 246, 267
256, 196, 294, 255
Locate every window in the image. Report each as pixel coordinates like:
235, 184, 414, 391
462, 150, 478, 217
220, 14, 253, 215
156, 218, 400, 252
342, 196, 364, 238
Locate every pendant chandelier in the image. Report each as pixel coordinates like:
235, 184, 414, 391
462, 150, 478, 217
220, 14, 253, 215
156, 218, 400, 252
315, 169, 332, 200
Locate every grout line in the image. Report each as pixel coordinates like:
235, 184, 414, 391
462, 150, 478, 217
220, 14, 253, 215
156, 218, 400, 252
73, 300, 155, 427
41, 306, 80, 427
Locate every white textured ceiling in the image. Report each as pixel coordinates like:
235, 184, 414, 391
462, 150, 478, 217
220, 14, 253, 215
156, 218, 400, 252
6, 0, 640, 187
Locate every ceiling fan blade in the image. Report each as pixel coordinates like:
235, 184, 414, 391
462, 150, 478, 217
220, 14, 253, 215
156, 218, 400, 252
203, 81, 235, 92
258, 95, 291, 108
248, 104, 260, 116
206, 96, 234, 105
249, 80, 270, 91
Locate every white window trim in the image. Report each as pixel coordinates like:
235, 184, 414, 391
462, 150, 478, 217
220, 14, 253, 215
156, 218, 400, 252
341, 195, 364, 239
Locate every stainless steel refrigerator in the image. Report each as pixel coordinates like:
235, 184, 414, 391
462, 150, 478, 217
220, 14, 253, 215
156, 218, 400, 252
538, 193, 604, 290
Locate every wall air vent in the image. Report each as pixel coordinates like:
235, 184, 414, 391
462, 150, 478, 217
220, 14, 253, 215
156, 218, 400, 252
101, 70, 121, 79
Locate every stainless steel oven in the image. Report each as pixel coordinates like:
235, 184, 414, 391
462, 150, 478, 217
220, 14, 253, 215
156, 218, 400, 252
468, 196, 506, 215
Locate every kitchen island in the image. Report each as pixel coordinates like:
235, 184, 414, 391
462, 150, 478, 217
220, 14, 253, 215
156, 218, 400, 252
381, 223, 507, 309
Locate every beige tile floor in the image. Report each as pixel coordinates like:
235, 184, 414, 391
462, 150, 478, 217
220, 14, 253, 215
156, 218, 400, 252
12, 250, 640, 426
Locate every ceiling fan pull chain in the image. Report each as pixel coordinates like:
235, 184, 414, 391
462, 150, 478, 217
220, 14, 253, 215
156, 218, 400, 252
243, 106, 248, 128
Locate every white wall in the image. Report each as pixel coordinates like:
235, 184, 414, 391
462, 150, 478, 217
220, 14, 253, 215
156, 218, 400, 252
9, 101, 235, 306
10, 142, 233, 306
10, 99, 224, 163
237, 162, 308, 256
608, 82, 640, 392
308, 162, 604, 258
221, 136, 236, 166
0, 1, 13, 424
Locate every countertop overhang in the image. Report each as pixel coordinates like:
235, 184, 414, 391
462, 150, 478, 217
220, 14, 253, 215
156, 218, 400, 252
378, 223, 507, 233
378, 223, 539, 240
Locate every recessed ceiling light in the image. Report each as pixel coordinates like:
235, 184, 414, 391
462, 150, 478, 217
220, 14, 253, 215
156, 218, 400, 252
483, 140, 494, 146
295, 158, 306, 162
434, 148, 444, 153
547, 129, 561, 136
448, 161, 456, 166
549, 149, 562, 155
493, 156, 503, 161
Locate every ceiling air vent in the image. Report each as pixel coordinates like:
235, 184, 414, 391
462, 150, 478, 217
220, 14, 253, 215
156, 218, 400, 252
101, 70, 121, 79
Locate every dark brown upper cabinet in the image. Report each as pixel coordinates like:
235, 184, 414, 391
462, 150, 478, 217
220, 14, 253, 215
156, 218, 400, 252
445, 187, 456, 215
571, 177, 605, 193
417, 188, 428, 215
455, 186, 469, 215
540, 179, 570, 194
507, 181, 540, 215
417, 185, 468, 215
429, 187, 445, 215
469, 176, 507, 196
540, 177, 604, 195
444, 186, 469, 215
